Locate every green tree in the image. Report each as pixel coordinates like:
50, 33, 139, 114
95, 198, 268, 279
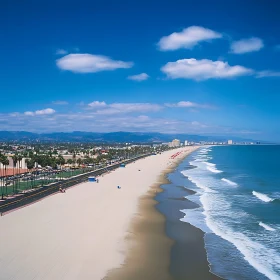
77, 158, 82, 167
57, 155, 65, 167
2, 156, 9, 198
12, 154, 18, 194
26, 159, 34, 170
0, 153, 5, 199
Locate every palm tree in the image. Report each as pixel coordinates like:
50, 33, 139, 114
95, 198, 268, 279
26, 159, 34, 189
12, 154, 18, 194
17, 154, 23, 192
77, 158, 82, 167
72, 150, 76, 165
57, 155, 65, 167
3, 156, 9, 198
0, 153, 4, 199
1, 155, 9, 199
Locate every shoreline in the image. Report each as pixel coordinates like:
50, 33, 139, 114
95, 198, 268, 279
104, 146, 218, 280
104, 160, 178, 280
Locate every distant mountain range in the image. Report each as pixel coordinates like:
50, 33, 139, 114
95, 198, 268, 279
0, 131, 260, 143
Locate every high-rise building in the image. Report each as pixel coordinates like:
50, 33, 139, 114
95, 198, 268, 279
184, 140, 189, 146
172, 139, 180, 147
168, 139, 181, 147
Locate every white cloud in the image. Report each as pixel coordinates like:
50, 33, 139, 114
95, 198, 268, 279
110, 103, 161, 112
256, 70, 280, 78
87, 101, 162, 114
56, 49, 68, 55
157, 26, 222, 51
127, 73, 149, 81
56, 53, 133, 73
24, 108, 56, 116
88, 101, 107, 108
1, 110, 261, 137
230, 37, 264, 54
9, 112, 20, 117
35, 108, 55, 115
161, 58, 253, 81
165, 101, 214, 109
24, 111, 35, 116
52, 100, 69, 105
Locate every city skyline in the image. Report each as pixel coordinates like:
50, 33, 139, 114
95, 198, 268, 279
1, 0, 280, 141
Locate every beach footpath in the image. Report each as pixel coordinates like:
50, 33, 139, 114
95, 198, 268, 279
0, 147, 197, 280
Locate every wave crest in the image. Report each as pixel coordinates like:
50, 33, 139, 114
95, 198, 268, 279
259, 222, 276, 231
221, 178, 237, 186
252, 191, 274, 203
207, 166, 223, 173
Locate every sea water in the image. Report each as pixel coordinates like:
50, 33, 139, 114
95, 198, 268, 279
180, 145, 280, 280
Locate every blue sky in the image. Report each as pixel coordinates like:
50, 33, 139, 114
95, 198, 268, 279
1, 0, 280, 141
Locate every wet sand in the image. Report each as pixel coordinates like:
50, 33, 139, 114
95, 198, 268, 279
105, 148, 221, 280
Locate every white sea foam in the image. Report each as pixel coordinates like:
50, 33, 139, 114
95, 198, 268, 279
184, 194, 202, 206
199, 148, 210, 153
207, 166, 223, 173
221, 178, 238, 186
181, 171, 215, 193
200, 195, 280, 280
182, 161, 280, 279
259, 222, 276, 231
204, 162, 216, 167
252, 191, 274, 203
180, 208, 212, 233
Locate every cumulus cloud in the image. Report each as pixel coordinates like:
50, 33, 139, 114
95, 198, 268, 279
230, 37, 264, 54
56, 53, 133, 73
165, 101, 214, 109
256, 70, 280, 78
127, 73, 149, 81
157, 26, 222, 51
88, 101, 107, 108
161, 58, 253, 81
87, 101, 162, 114
24, 108, 56, 116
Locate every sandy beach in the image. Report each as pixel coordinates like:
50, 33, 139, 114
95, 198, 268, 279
0, 147, 200, 280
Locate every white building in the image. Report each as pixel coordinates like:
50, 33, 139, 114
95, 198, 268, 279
184, 140, 189, 146
168, 139, 181, 147
228, 140, 233, 145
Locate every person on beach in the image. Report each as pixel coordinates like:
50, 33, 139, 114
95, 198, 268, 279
59, 186, 66, 193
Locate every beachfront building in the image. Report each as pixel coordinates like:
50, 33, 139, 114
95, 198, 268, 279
228, 140, 233, 145
168, 139, 181, 148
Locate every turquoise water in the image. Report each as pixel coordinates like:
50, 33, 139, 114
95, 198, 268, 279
181, 145, 280, 280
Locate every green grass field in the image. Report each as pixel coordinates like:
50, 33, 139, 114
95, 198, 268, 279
0, 167, 95, 197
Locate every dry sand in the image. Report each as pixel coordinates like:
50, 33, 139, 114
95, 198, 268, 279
0, 147, 197, 280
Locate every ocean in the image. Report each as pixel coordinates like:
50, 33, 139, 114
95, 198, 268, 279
178, 145, 280, 280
